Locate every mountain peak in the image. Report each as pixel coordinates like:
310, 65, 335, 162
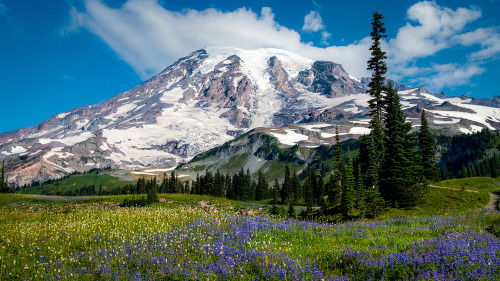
1, 47, 499, 186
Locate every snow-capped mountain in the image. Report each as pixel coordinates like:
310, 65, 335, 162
1, 47, 500, 186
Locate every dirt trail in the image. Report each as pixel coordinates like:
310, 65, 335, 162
428, 184, 479, 193
485, 193, 500, 213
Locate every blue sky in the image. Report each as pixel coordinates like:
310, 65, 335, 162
1, 0, 500, 134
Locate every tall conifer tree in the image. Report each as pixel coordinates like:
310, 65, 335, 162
419, 109, 439, 180
0, 161, 6, 193
380, 84, 424, 207
342, 148, 356, 217
334, 125, 345, 187
367, 12, 388, 121
255, 170, 268, 201
280, 165, 292, 204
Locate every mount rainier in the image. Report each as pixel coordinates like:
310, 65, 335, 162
1, 47, 500, 186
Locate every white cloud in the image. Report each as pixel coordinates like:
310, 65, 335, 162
302, 11, 324, 32
389, 1, 481, 63
68, 0, 370, 79
320, 31, 331, 45
387, 1, 500, 91
67, 0, 500, 93
457, 27, 500, 62
427, 63, 485, 89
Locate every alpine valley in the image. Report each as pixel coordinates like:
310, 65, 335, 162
2, 47, 500, 187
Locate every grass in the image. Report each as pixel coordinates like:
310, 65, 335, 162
432, 177, 500, 193
379, 186, 491, 219
220, 153, 250, 171
261, 161, 304, 183
19, 172, 133, 195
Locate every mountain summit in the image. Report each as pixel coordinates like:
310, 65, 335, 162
1, 47, 499, 186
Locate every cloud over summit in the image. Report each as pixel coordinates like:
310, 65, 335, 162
68, 0, 500, 92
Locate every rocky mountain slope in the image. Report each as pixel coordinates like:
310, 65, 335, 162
1, 47, 500, 186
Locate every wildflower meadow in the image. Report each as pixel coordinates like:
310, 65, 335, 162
0, 193, 499, 280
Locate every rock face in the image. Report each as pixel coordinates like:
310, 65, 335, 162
1, 46, 500, 186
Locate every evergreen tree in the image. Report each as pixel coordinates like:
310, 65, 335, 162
367, 12, 388, 121
341, 148, 356, 217
355, 163, 366, 217
273, 179, 280, 204
214, 169, 224, 197
304, 173, 315, 209
146, 180, 159, 204
255, 170, 268, 201
490, 155, 499, 178
419, 109, 439, 180
242, 168, 252, 200
370, 115, 385, 173
327, 174, 341, 206
168, 171, 177, 193
358, 136, 379, 188
365, 184, 386, 218
380, 85, 425, 207
291, 170, 300, 203
0, 161, 9, 193
280, 166, 292, 204
224, 173, 232, 199
333, 125, 345, 188
316, 176, 324, 206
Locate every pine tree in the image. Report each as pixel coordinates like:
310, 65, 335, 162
370, 115, 385, 172
291, 170, 300, 203
327, 174, 341, 206
334, 125, 345, 188
419, 109, 439, 180
214, 169, 224, 197
146, 181, 159, 204
380, 84, 425, 207
367, 12, 388, 121
365, 184, 386, 218
280, 166, 292, 204
273, 179, 280, 204
341, 148, 356, 217
304, 173, 315, 209
358, 136, 379, 189
355, 163, 366, 217
255, 170, 268, 201
241, 168, 252, 200
0, 161, 8, 193
225, 173, 232, 199
169, 171, 177, 193
317, 176, 325, 206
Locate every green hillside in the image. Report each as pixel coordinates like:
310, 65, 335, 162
19, 172, 133, 195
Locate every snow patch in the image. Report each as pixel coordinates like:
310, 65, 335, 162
348, 127, 371, 135
270, 129, 308, 146
470, 125, 483, 132
143, 167, 177, 172
459, 127, 471, 134
300, 124, 332, 132
349, 75, 361, 83
131, 171, 155, 176
39, 132, 95, 146
2, 146, 27, 155
57, 112, 70, 119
